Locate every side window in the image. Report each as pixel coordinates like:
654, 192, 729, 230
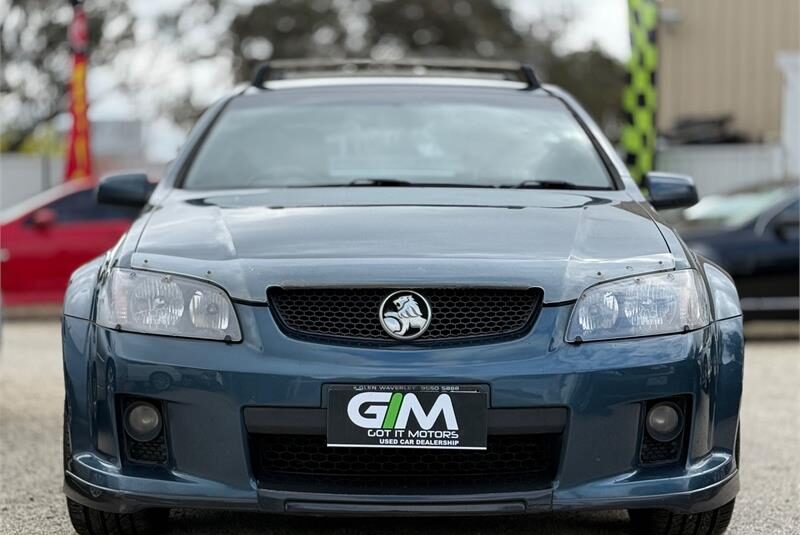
93, 201, 142, 221
30, 190, 141, 225
44, 190, 96, 223
780, 201, 799, 218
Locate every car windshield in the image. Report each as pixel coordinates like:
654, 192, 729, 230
681, 188, 788, 229
182, 95, 613, 190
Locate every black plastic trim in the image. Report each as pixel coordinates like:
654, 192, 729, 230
243, 407, 568, 436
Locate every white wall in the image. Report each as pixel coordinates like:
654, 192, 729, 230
777, 52, 800, 178
656, 144, 786, 197
0, 153, 166, 211
0, 155, 63, 210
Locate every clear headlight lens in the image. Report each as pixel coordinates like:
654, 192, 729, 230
97, 268, 241, 342
566, 270, 711, 342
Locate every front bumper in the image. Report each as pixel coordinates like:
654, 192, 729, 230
66, 466, 739, 517
62, 305, 744, 516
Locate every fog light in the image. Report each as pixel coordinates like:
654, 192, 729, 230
124, 402, 162, 442
646, 402, 683, 442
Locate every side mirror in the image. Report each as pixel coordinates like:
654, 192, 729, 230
643, 172, 699, 210
30, 208, 57, 230
97, 173, 156, 208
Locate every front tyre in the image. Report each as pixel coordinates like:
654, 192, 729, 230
628, 499, 736, 535
66, 498, 168, 535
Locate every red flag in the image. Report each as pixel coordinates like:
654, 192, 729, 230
65, 2, 92, 182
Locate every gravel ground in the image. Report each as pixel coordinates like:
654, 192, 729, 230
1, 320, 797, 535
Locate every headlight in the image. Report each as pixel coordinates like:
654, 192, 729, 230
566, 270, 710, 343
97, 268, 242, 342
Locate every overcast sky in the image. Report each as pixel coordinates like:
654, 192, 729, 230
512, 0, 630, 59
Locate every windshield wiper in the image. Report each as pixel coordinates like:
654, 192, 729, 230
346, 179, 499, 188
286, 179, 497, 188
503, 180, 606, 190
281, 178, 413, 188
347, 178, 415, 187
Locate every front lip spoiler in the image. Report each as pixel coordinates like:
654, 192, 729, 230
64, 470, 257, 514
64, 464, 739, 517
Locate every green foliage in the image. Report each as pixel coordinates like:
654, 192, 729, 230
366, 0, 524, 57
0, 127, 61, 154
1, 0, 134, 151
547, 46, 627, 136
232, 0, 346, 82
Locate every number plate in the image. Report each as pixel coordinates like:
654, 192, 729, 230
327, 385, 488, 450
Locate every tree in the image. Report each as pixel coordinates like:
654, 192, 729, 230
366, 0, 525, 59
546, 46, 627, 137
230, 0, 347, 83
226, 0, 626, 137
1, 0, 626, 151
0, 0, 135, 151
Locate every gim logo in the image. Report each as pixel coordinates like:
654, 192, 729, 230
347, 392, 459, 430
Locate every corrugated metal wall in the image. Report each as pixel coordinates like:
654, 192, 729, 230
658, 0, 800, 142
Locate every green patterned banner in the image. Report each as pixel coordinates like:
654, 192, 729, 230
622, 0, 659, 183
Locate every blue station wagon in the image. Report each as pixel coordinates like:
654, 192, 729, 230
62, 60, 743, 535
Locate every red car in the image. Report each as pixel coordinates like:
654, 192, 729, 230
1, 181, 139, 307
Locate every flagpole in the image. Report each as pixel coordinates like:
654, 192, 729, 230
65, 0, 93, 182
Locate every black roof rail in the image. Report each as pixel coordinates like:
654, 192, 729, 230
251, 58, 540, 91
252, 63, 271, 89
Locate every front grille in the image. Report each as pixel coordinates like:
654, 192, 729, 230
126, 433, 168, 464
268, 287, 542, 346
250, 434, 560, 494
640, 434, 683, 464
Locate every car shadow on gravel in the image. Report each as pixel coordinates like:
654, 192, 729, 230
165, 509, 633, 534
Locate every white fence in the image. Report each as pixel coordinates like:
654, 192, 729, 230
656, 144, 790, 197
0, 154, 63, 210
0, 154, 166, 211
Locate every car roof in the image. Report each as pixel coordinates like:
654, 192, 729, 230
250, 76, 534, 91
232, 78, 558, 111
238, 58, 551, 98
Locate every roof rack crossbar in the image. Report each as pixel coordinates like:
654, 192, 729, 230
251, 59, 541, 90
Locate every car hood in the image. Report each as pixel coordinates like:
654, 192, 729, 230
131, 188, 675, 303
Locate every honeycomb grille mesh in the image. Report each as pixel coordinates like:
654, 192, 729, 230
127, 433, 168, 464
268, 288, 541, 345
250, 434, 559, 493
640, 434, 682, 464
